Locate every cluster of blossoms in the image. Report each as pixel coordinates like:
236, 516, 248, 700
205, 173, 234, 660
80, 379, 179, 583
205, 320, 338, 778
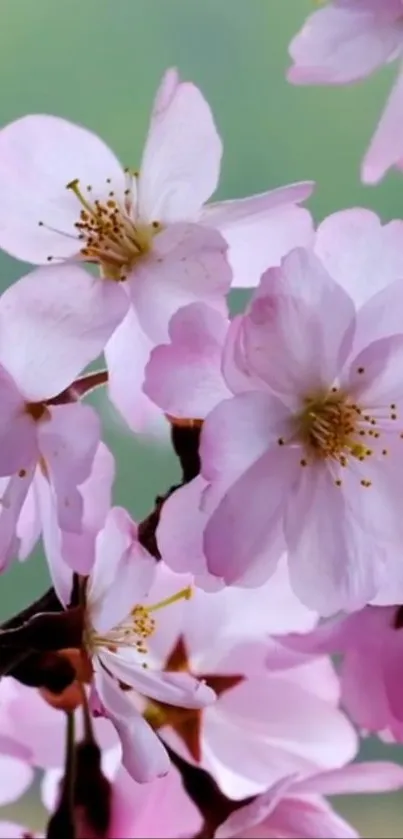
2, 7, 403, 834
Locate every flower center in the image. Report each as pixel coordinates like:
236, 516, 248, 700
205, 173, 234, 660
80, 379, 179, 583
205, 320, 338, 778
296, 389, 366, 463
88, 585, 192, 658
65, 176, 162, 280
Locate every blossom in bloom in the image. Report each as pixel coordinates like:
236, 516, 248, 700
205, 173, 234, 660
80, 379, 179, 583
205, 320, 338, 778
135, 562, 356, 800
0, 69, 313, 431
277, 604, 403, 742
287, 0, 403, 183
215, 761, 403, 838
51, 506, 215, 782
151, 246, 403, 614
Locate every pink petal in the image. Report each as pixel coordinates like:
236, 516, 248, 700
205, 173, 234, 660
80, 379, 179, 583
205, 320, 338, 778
100, 648, 215, 708
59, 440, 115, 575
286, 465, 384, 614
0, 114, 125, 263
288, 4, 403, 85
0, 365, 37, 476
144, 303, 231, 418
128, 222, 230, 342
17, 482, 41, 561
346, 333, 403, 406
243, 248, 355, 399
105, 306, 167, 435
88, 507, 156, 635
157, 476, 221, 586
221, 315, 267, 396
204, 446, 299, 585
139, 70, 222, 222
214, 778, 293, 839
37, 402, 100, 532
201, 391, 291, 484
0, 470, 34, 572
94, 663, 170, 782
362, 67, 403, 183
35, 469, 74, 606
0, 265, 128, 400
0, 756, 33, 805
203, 184, 315, 288
296, 761, 403, 796
315, 208, 403, 310
263, 797, 358, 839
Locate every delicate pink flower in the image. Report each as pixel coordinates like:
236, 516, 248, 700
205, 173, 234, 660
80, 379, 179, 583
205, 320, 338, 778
137, 563, 356, 800
0, 69, 313, 430
215, 761, 403, 838
195, 246, 403, 615
52, 506, 215, 782
278, 604, 403, 742
287, 0, 403, 183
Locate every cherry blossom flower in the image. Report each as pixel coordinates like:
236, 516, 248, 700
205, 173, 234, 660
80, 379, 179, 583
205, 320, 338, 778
51, 506, 216, 782
135, 562, 356, 800
152, 246, 403, 614
215, 761, 403, 838
0, 69, 314, 431
287, 0, 403, 183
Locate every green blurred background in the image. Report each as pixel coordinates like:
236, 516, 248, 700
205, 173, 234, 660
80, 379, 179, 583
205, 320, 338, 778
1, 0, 403, 834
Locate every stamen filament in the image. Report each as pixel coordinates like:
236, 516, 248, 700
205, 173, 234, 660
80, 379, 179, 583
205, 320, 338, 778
146, 586, 193, 614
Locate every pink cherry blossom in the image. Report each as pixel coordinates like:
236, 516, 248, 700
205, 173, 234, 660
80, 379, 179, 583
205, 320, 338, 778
278, 604, 403, 742
51, 506, 216, 783
0, 69, 314, 430
196, 246, 403, 614
287, 0, 403, 183
136, 562, 356, 800
215, 761, 403, 838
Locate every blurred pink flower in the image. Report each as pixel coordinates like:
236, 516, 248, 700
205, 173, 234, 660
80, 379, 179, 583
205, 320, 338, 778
215, 761, 403, 838
288, 0, 403, 183
278, 604, 403, 742
0, 679, 201, 839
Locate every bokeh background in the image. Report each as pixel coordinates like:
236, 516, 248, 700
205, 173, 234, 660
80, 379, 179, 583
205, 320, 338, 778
1, 0, 403, 834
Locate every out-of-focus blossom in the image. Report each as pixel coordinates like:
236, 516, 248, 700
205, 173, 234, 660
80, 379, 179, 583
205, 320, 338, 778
0, 678, 201, 839
43, 756, 202, 839
137, 563, 356, 800
277, 604, 403, 742
287, 0, 403, 183
215, 761, 403, 838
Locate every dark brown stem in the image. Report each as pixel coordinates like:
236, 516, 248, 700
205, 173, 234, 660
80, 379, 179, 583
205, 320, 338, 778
48, 369, 109, 405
